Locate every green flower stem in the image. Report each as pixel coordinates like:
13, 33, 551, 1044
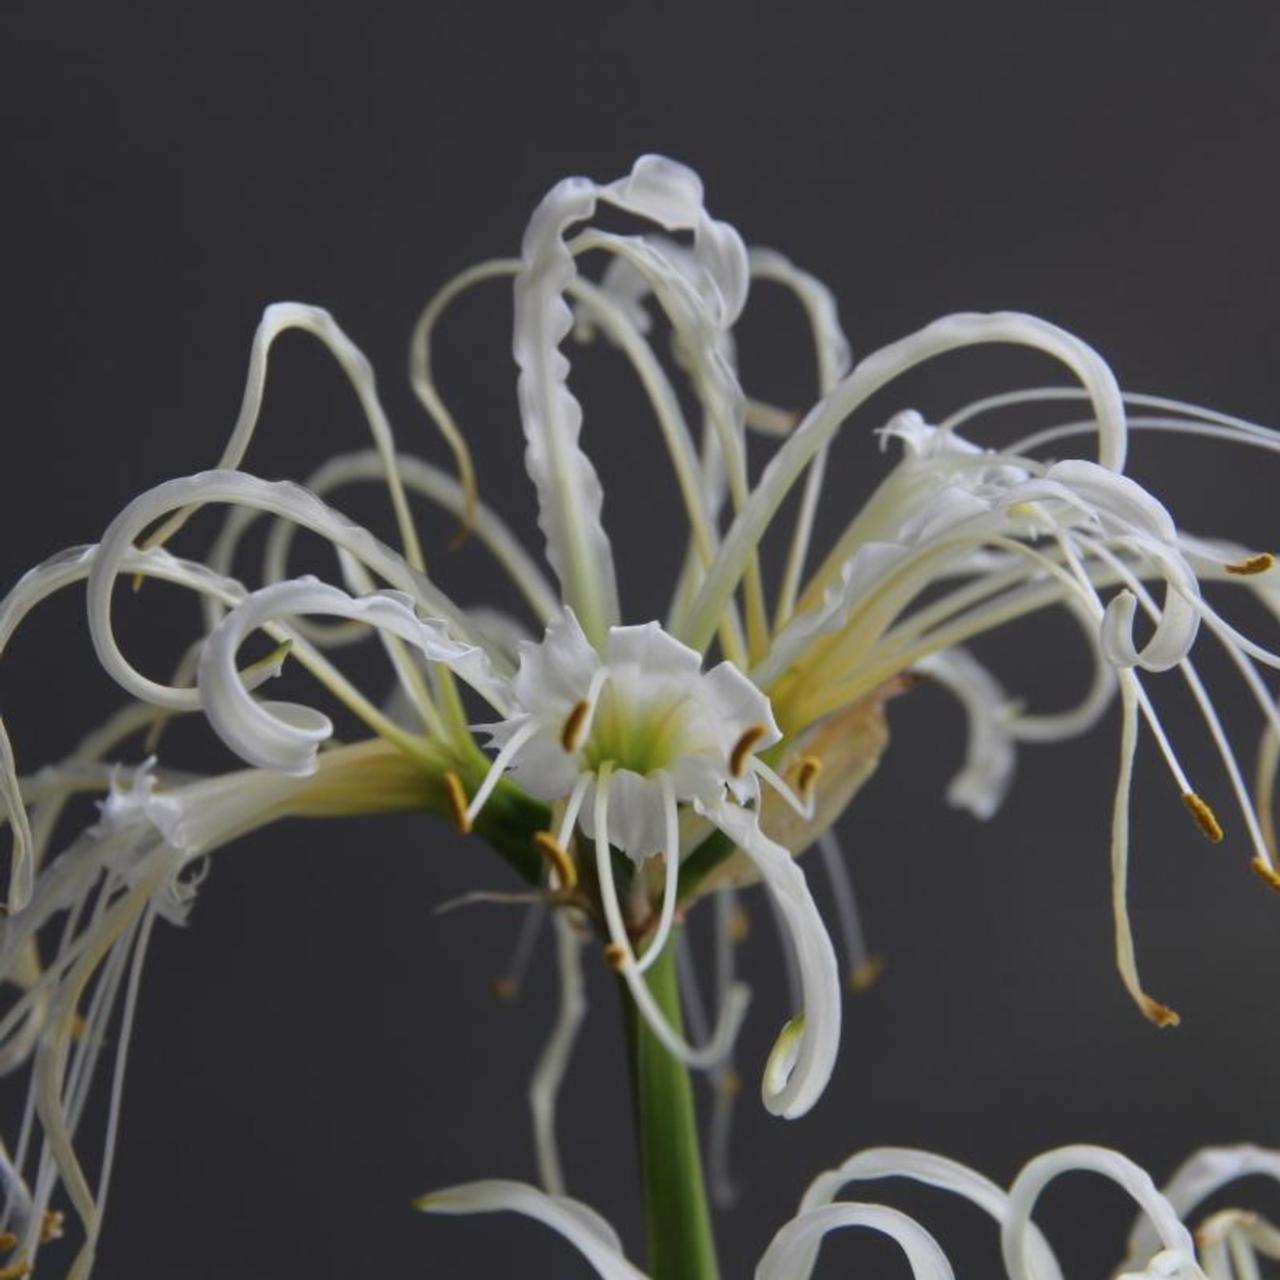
622, 936, 721, 1280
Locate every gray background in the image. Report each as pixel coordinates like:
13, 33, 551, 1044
2, 3, 1279, 1275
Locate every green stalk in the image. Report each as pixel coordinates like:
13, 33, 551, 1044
621, 936, 721, 1280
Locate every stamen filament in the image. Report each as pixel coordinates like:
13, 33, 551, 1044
751, 758, 816, 821
633, 777, 680, 975
817, 832, 883, 993
592, 765, 748, 1068
1111, 677, 1180, 1028
491, 902, 546, 1004
465, 720, 540, 827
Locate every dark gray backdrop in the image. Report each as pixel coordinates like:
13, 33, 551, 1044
2, 4, 1279, 1276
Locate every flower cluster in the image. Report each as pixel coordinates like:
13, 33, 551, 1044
0, 155, 1277, 1276
418, 1141, 1280, 1280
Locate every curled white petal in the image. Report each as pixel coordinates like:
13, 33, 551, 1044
1100, 575, 1201, 673
755, 1201, 954, 1280
796, 1146, 1062, 1280
1124, 1145, 1280, 1269
1003, 1145, 1195, 1280
150, 301, 426, 572
84, 469, 503, 718
1117, 1250, 1207, 1280
198, 577, 500, 774
260, 448, 560, 628
517, 155, 751, 646
679, 310, 1128, 652
706, 801, 840, 1118
916, 647, 1017, 820
414, 1179, 648, 1280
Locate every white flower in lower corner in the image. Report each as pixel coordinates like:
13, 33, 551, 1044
417, 1140, 1280, 1280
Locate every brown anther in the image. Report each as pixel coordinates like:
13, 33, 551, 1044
1183, 792, 1224, 843
717, 1068, 742, 1098
489, 975, 518, 1003
1251, 857, 1280, 892
1225, 552, 1275, 576
532, 832, 578, 890
728, 723, 769, 777
70, 1012, 89, 1042
727, 904, 750, 944
0, 1261, 32, 1279
39, 1211, 63, 1244
795, 755, 822, 799
0, 1234, 15, 1255
442, 771, 471, 833
560, 699, 591, 753
849, 955, 886, 993
894, 669, 929, 692
604, 942, 628, 971
1141, 996, 1181, 1029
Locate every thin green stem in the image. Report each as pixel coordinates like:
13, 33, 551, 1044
622, 937, 721, 1280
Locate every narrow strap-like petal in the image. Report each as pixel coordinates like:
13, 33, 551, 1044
1125, 1146, 1280, 1269
144, 302, 426, 574
197, 577, 504, 774
704, 801, 840, 1118
677, 311, 1127, 653
1003, 1145, 1195, 1280
515, 155, 748, 648
414, 1179, 649, 1280
755, 1201, 955, 1280
797, 1146, 1062, 1280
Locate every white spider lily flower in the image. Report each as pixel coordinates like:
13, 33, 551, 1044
0, 741, 434, 1278
2, 152, 1280, 1272
415, 1174, 957, 1280
418, 1141, 1246, 1279
470, 610, 839, 1117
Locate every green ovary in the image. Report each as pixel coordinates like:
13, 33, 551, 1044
581, 684, 696, 777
